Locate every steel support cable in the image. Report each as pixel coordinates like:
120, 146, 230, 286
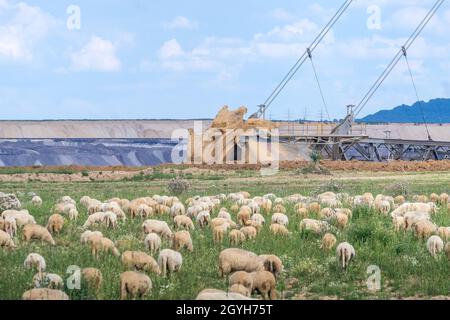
309, 54, 331, 121
354, 0, 444, 118
254, 0, 354, 117
403, 51, 433, 141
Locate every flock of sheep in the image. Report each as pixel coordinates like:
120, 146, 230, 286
0, 190, 449, 300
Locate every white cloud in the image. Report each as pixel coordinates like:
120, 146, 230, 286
0, 2, 57, 61
158, 39, 184, 60
69, 36, 121, 72
270, 8, 294, 21
163, 16, 198, 30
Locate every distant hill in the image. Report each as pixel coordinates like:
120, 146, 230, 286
358, 98, 450, 123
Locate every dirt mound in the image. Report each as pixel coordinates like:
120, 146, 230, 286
210, 105, 278, 130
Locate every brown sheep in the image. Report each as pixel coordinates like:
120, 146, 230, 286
218, 248, 264, 277
258, 254, 283, 279
213, 225, 228, 244
335, 212, 349, 229
120, 271, 152, 300
89, 235, 120, 259
250, 271, 277, 300
22, 288, 69, 300
270, 224, 290, 237
272, 204, 286, 214
81, 268, 103, 295
414, 220, 438, 240
429, 193, 439, 204
229, 271, 253, 294
240, 226, 257, 240
46, 214, 64, 234
237, 207, 252, 226
174, 215, 195, 230
394, 195, 406, 205
0, 230, 16, 249
321, 233, 337, 251
445, 243, 450, 260
296, 207, 308, 219
172, 231, 193, 252
121, 251, 161, 275
229, 229, 246, 245
308, 202, 321, 214
229, 284, 251, 297
23, 224, 56, 246
439, 193, 449, 205
437, 227, 450, 241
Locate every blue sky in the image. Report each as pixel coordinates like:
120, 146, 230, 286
1, 0, 450, 120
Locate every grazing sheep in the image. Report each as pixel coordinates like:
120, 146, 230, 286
22, 288, 69, 300
229, 271, 253, 294
258, 255, 283, 278
250, 271, 277, 300
24, 253, 46, 273
23, 224, 56, 246
218, 248, 264, 277
102, 211, 118, 229
271, 213, 289, 226
81, 268, 103, 294
335, 212, 349, 229
46, 214, 64, 234
272, 204, 286, 214
80, 196, 91, 208
229, 284, 251, 297
229, 229, 246, 245
376, 200, 391, 216
89, 235, 120, 259
121, 251, 161, 275
218, 209, 232, 221
426, 235, 444, 258
336, 242, 355, 269
31, 196, 43, 207
158, 249, 183, 277
392, 216, 406, 232
3, 216, 17, 237
196, 289, 254, 300
394, 195, 406, 205
437, 227, 450, 241
296, 207, 309, 219
170, 203, 185, 218
172, 231, 193, 252
299, 219, 330, 235
174, 215, 195, 230
319, 208, 335, 219
404, 211, 431, 230
237, 207, 252, 226
33, 272, 64, 289
83, 212, 106, 229
80, 230, 103, 245
270, 223, 290, 237
67, 208, 79, 221
142, 220, 173, 240
308, 202, 321, 214
213, 225, 229, 244
120, 271, 152, 300
251, 214, 266, 226
138, 204, 153, 219
196, 211, 211, 229
321, 233, 337, 251
429, 193, 439, 204
240, 226, 257, 240
211, 218, 236, 229
414, 220, 438, 240
2, 210, 36, 228
439, 193, 449, 205
0, 230, 16, 249
144, 233, 161, 255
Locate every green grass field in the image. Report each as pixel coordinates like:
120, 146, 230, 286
0, 169, 449, 300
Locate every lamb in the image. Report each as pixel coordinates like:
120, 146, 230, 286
120, 271, 152, 300
240, 226, 257, 240
144, 233, 161, 255
196, 211, 211, 228
229, 271, 253, 294
172, 231, 193, 252
82, 212, 106, 229
89, 235, 120, 259
426, 235, 444, 258
299, 219, 330, 235
24, 253, 46, 274
258, 254, 283, 278
336, 242, 355, 269
31, 196, 43, 207
81, 268, 103, 294
33, 272, 64, 289
0, 230, 16, 249
121, 251, 161, 275
23, 224, 56, 246
22, 288, 69, 300
229, 229, 246, 245
142, 219, 173, 240
46, 214, 64, 234
250, 271, 277, 300
271, 213, 289, 226
270, 223, 290, 237
80, 230, 103, 245
437, 227, 450, 241
196, 289, 254, 300
414, 220, 438, 240
158, 249, 183, 277
174, 215, 195, 230
218, 248, 264, 277
321, 233, 337, 251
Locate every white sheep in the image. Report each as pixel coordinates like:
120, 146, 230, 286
271, 213, 289, 226
170, 203, 185, 217
0, 230, 16, 248
336, 242, 355, 269
142, 220, 173, 239
31, 196, 43, 207
82, 212, 106, 229
426, 235, 444, 258
80, 230, 103, 245
33, 273, 64, 289
158, 249, 183, 277
144, 233, 161, 255
24, 253, 46, 274
196, 211, 211, 228
102, 211, 118, 229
